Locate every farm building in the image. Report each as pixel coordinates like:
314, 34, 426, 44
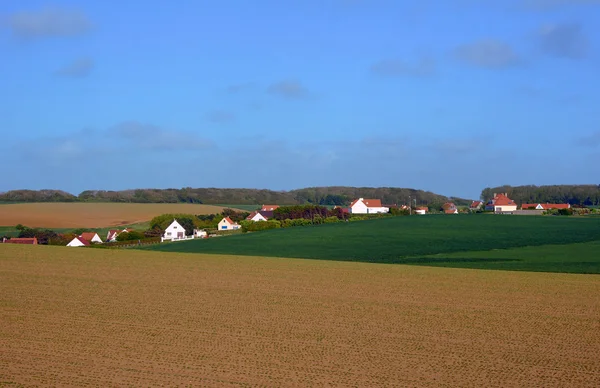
193, 229, 207, 238
485, 193, 518, 213
470, 201, 483, 211
442, 203, 459, 214
162, 219, 187, 241
415, 207, 428, 215
80, 232, 103, 243
67, 237, 90, 247
106, 230, 119, 242
218, 217, 241, 231
349, 198, 389, 214
2, 237, 38, 245
246, 211, 274, 222
261, 205, 280, 211
521, 203, 571, 210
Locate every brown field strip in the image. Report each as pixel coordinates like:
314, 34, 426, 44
1, 245, 599, 387
0, 203, 234, 228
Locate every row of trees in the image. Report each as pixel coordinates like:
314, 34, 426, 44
0, 186, 454, 206
481, 185, 600, 206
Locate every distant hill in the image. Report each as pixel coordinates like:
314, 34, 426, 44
481, 185, 600, 206
0, 187, 466, 207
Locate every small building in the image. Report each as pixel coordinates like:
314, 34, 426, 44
162, 219, 186, 241
261, 204, 280, 212
415, 207, 428, 215
470, 201, 483, 211
521, 203, 571, 210
106, 229, 120, 242
194, 229, 207, 238
246, 210, 274, 222
80, 232, 103, 244
218, 217, 241, 231
3, 237, 38, 245
442, 202, 458, 214
485, 193, 518, 213
67, 237, 90, 247
349, 198, 389, 214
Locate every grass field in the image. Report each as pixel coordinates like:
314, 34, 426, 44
0, 202, 236, 228
1, 244, 599, 386
142, 215, 600, 273
216, 204, 260, 212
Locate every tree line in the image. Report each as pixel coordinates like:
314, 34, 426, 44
481, 185, 600, 206
0, 187, 455, 206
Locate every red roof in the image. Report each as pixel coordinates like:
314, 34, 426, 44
492, 193, 515, 206
222, 217, 238, 225
261, 205, 280, 211
470, 201, 482, 208
444, 209, 458, 214
350, 198, 383, 208
416, 207, 428, 211
74, 237, 90, 246
4, 237, 38, 245
246, 211, 258, 220
80, 232, 99, 241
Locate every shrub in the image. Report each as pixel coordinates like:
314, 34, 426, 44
240, 220, 281, 232
116, 230, 145, 241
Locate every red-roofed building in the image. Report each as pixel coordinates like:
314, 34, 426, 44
261, 205, 280, 211
218, 217, 240, 231
80, 232, 103, 243
246, 211, 274, 222
485, 193, 517, 213
3, 237, 38, 245
106, 229, 119, 242
470, 201, 483, 210
67, 236, 90, 247
349, 198, 389, 214
442, 202, 458, 214
522, 203, 571, 210
415, 207, 428, 215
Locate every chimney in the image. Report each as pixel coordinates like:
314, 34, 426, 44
359, 198, 364, 201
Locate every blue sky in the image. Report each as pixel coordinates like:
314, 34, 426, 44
1, 0, 599, 199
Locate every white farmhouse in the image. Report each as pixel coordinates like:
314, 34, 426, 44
162, 219, 187, 241
349, 198, 389, 214
246, 211, 271, 222
218, 217, 241, 231
66, 236, 90, 247
194, 229, 207, 238
80, 232, 103, 244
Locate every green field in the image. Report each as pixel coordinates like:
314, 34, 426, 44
141, 215, 600, 273
0, 222, 150, 239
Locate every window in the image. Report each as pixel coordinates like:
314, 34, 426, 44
221, 226, 227, 230
174, 226, 177, 229
167, 232, 171, 236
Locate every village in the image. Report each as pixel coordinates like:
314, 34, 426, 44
1, 193, 576, 247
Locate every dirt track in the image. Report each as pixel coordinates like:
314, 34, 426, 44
1, 245, 599, 386
0, 203, 231, 228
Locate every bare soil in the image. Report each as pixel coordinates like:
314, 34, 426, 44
0, 245, 599, 387
0, 203, 232, 228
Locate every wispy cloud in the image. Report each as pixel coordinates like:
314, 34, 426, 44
206, 110, 236, 123
267, 80, 310, 99
3, 7, 92, 39
55, 58, 94, 77
538, 23, 588, 59
113, 122, 213, 151
370, 57, 436, 77
524, 0, 600, 10
576, 131, 600, 147
453, 39, 520, 69
226, 82, 254, 94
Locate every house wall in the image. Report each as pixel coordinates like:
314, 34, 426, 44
89, 234, 103, 243
494, 205, 517, 213
67, 238, 86, 247
351, 201, 389, 214
250, 213, 267, 222
163, 221, 186, 241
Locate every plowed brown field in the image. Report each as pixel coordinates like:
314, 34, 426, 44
1, 245, 599, 387
0, 203, 232, 228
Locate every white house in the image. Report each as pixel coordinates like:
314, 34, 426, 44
246, 211, 269, 222
218, 217, 241, 231
162, 219, 187, 241
80, 232, 103, 244
349, 198, 389, 214
67, 236, 90, 247
485, 193, 518, 213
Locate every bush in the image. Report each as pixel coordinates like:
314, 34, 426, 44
324, 216, 340, 224
240, 220, 281, 232
116, 230, 145, 241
